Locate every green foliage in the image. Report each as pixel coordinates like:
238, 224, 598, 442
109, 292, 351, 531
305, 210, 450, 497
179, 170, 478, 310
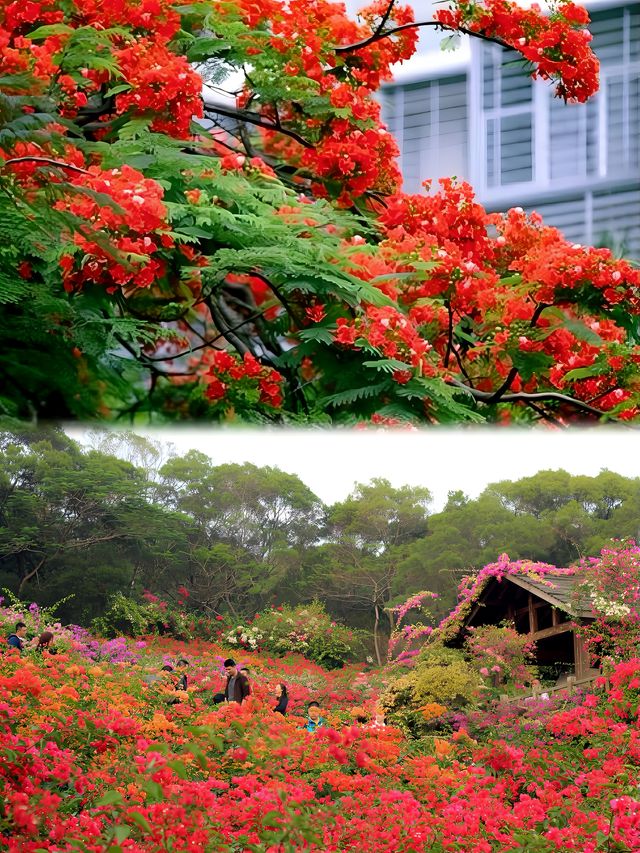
0, 186, 157, 419
92, 592, 152, 638
6, 425, 640, 653
93, 592, 192, 640
306, 633, 354, 671
383, 644, 481, 721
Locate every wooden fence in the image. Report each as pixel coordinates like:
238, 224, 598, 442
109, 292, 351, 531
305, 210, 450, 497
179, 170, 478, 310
499, 672, 605, 704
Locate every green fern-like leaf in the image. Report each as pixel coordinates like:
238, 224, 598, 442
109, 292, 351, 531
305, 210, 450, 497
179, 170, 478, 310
0, 272, 27, 304
322, 380, 391, 407
362, 358, 413, 374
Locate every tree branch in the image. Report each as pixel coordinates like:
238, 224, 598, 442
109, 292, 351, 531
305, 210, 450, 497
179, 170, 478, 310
443, 301, 454, 369
525, 400, 563, 427
485, 302, 550, 404
203, 103, 313, 149
3, 157, 90, 175
206, 297, 252, 356
335, 20, 512, 54
141, 310, 265, 362
448, 378, 608, 418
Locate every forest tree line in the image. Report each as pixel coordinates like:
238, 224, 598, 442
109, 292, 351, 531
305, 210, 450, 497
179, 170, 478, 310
1, 427, 639, 648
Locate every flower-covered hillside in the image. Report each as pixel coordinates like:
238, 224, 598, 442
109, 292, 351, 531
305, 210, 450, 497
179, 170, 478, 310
3, 599, 640, 851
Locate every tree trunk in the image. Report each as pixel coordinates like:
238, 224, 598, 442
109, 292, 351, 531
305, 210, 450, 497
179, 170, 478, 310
373, 602, 382, 666
18, 556, 47, 597
386, 607, 395, 632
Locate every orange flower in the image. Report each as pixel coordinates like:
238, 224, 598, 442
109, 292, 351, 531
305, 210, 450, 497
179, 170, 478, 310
433, 737, 453, 759
420, 702, 447, 722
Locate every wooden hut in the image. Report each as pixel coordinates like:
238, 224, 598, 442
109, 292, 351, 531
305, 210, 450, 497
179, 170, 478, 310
450, 572, 598, 681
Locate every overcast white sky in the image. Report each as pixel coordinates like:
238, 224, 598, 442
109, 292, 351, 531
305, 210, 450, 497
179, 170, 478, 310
66, 426, 640, 512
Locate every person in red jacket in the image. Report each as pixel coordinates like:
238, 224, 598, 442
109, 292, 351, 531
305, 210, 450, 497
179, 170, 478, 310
223, 658, 251, 704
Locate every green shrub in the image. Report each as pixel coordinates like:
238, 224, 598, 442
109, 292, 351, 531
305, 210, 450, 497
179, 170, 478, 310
251, 602, 362, 669
383, 643, 481, 722
414, 644, 481, 706
92, 592, 193, 640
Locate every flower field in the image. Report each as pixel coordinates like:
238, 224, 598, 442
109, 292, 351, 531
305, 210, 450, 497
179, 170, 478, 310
3, 622, 640, 852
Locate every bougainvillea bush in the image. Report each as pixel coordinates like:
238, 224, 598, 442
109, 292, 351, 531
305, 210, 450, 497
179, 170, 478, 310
465, 622, 538, 690
3, 608, 640, 851
92, 593, 362, 669
574, 540, 640, 666
2, 0, 640, 424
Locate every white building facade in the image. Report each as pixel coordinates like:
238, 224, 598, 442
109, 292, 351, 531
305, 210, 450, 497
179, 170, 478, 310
375, 0, 639, 257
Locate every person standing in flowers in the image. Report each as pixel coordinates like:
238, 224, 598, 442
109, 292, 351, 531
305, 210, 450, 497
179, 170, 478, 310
273, 683, 288, 715
305, 701, 325, 732
175, 659, 189, 692
224, 658, 251, 704
6, 621, 27, 652
369, 710, 386, 729
164, 660, 189, 704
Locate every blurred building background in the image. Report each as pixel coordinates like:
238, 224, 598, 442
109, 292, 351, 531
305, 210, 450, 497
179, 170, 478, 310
348, 0, 640, 258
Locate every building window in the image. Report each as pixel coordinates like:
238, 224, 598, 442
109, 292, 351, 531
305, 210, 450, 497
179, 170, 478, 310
478, 3, 640, 192
383, 76, 468, 194
482, 48, 534, 187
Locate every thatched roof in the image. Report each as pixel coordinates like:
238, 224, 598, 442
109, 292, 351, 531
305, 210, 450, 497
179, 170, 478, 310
506, 573, 594, 619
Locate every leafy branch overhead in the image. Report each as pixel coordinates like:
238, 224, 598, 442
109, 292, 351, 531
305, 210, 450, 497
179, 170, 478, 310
1, 0, 638, 424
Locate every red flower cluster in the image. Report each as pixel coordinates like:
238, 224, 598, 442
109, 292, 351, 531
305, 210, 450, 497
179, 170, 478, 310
4, 0, 637, 424
230, 0, 417, 199
435, 0, 599, 102
335, 304, 433, 380
54, 165, 170, 291
113, 40, 203, 136
0, 0, 202, 128
203, 350, 284, 409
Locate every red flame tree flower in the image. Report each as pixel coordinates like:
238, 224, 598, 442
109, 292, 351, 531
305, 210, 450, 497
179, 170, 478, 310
1, 0, 638, 424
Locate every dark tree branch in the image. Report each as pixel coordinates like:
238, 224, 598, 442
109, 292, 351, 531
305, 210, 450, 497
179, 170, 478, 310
448, 378, 608, 418
486, 366, 519, 404
203, 103, 313, 149
3, 157, 90, 175
140, 311, 265, 362
485, 302, 550, 403
451, 343, 475, 388
367, 0, 398, 44
525, 400, 563, 426
443, 301, 454, 369
250, 271, 295, 321
335, 19, 512, 54
206, 297, 252, 356
113, 331, 195, 378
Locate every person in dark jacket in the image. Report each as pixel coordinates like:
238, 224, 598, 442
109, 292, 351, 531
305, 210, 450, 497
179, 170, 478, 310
7, 622, 27, 652
175, 659, 189, 692
273, 683, 288, 715
223, 658, 250, 704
